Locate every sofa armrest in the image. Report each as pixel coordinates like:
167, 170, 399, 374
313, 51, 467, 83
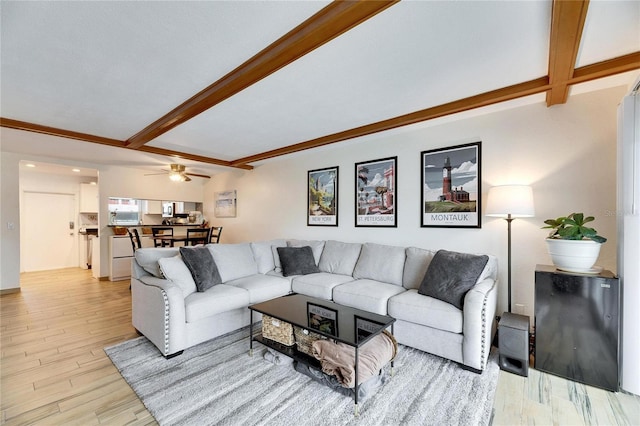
131, 276, 187, 356
462, 278, 498, 371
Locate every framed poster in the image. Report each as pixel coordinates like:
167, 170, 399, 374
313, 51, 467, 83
354, 316, 384, 343
421, 142, 481, 228
355, 156, 397, 227
214, 190, 237, 218
307, 166, 338, 226
307, 302, 338, 336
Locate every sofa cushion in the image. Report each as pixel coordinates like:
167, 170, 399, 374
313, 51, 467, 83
318, 240, 362, 276
388, 289, 463, 333
418, 250, 489, 310
477, 255, 499, 283
207, 243, 258, 282
277, 246, 320, 277
287, 239, 325, 265
352, 243, 406, 286
292, 273, 356, 301
332, 279, 406, 315
157, 255, 197, 296
135, 247, 180, 277
403, 247, 437, 290
251, 239, 287, 274
184, 284, 250, 322
226, 274, 291, 304
271, 246, 283, 273
179, 246, 222, 292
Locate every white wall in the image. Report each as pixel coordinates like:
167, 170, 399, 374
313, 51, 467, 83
204, 86, 626, 318
0, 152, 21, 290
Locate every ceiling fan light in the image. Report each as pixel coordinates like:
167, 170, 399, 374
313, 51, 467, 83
169, 172, 183, 182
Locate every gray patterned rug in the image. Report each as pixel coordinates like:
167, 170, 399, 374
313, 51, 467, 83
105, 327, 498, 426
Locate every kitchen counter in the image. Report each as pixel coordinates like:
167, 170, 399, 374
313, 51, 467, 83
107, 224, 204, 227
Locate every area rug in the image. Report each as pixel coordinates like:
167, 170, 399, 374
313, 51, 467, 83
105, 327, 499, 426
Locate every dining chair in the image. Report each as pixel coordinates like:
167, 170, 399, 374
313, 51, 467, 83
127, 228, 142, 254
152, 227, 173, 247
186, 228, 211, 246
210, 226, 223, 244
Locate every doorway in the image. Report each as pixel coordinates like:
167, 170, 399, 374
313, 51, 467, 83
21, 192, 77, 272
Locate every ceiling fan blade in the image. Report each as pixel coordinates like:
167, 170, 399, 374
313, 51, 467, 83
184, 175, 192, 182
185, 172, 211, 179
144, 172, 167, 176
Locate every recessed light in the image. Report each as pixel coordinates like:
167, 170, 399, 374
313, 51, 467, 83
25, 163, 36, 168
72, 168, 81, 173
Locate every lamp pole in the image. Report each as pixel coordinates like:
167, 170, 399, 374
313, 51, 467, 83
506, 214, 513, 313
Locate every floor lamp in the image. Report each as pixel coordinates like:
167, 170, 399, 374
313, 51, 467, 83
486, 185, 535, 313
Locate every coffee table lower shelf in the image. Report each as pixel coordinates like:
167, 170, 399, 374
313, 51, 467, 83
252, 333, 321, 369
253, 333, 379, 416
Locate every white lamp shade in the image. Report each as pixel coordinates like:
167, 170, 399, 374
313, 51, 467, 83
486, 185, 535, 218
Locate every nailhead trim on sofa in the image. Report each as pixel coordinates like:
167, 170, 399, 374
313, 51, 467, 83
162, 290, 170, 355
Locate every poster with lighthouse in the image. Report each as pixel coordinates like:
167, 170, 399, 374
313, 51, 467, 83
421, 142, 481, 228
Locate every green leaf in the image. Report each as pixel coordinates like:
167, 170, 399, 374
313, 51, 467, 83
592, 235, 607, 243
572, 213, 584, 224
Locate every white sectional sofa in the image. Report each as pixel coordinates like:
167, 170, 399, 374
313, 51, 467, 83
131, 239, 498, 373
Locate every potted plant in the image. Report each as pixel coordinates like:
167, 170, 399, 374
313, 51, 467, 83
542, 213, 607, 273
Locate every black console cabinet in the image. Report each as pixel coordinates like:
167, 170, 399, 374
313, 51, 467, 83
534, 264, 619, 391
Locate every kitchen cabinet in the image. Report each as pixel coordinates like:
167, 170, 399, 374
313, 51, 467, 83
109, 236, 133, 281
144, 200, 162, 215
109, 234, 153, 281
79, 183, 98, 212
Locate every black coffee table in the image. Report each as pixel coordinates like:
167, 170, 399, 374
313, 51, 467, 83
249, 293, 395, 415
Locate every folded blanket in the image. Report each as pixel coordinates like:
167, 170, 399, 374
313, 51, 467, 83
311, 330, 397, 388
294, 361, 387, 402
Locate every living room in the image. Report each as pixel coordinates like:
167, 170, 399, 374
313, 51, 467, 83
1, 1, 639, 424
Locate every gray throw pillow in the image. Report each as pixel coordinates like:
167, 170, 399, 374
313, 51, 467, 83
179, 246, 222, 292
418, 249, 489, 310
277, 246, 320, 277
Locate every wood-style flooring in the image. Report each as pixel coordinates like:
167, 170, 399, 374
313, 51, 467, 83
1, 268, 639, 425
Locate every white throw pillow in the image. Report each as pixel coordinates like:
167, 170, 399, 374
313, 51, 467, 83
158, 255, 197, 296
287, 239, 325, 265
135, 247, 181, 277
207, 243, 258, 282
251, 239, 286, 274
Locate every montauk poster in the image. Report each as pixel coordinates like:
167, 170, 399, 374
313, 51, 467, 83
421, 142, 481, 228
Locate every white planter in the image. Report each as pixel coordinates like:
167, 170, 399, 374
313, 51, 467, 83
545, 238, 603, 273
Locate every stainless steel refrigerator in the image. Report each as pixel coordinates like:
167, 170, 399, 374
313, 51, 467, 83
618, 77, 640, 396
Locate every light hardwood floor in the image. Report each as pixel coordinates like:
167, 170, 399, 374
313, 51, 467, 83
1, 268, 639, 425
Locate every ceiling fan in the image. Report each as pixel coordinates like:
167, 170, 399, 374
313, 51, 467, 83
145, 164, 211, 182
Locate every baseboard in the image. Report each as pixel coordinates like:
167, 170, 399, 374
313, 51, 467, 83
98, 276, 110, 281
0, 288, 21, 295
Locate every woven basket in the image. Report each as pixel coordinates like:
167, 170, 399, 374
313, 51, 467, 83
294, 326, 326, 356
141, 227, 153, 235
113, 227, 127, 235
262, 315, 294, 346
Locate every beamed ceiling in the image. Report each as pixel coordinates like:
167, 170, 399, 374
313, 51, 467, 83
1, 0, 639, 178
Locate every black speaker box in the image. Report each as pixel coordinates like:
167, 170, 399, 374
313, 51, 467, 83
498, 312, 530, 377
